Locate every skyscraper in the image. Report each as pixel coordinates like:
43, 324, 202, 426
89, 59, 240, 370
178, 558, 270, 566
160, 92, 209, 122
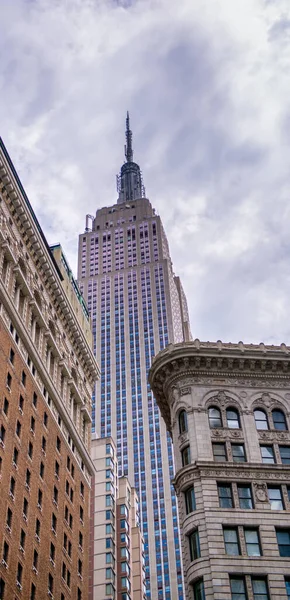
78, 114, 191, 599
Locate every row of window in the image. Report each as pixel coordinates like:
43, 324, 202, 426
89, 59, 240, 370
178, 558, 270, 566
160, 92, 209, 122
193, 576, 290, 600
178, 406, 288, 435
181, 441, 290, 466
184, 481, 290, 515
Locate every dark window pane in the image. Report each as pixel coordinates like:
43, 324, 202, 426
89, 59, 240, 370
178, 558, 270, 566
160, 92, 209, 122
272, 410, 287, 431
227, 408, 240, 429
238, 485, 253, 509
254, 409, 269, 430
280, 446, 290, 464
218, 484, 233, 508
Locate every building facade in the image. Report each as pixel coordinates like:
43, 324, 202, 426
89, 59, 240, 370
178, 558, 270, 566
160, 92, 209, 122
149, 339, 290, 600
90, 437, 146, 600
0, 138, 99, 600
78, 114, 191, 599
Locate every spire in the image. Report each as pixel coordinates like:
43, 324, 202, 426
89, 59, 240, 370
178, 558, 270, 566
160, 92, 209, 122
116, 112, 146, 204
125, 111, 133, 163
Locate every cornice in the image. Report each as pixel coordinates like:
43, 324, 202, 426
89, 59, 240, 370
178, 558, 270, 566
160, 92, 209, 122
173, 461, 290, 491
149, 341, 290, 433
0, 143, 100, 384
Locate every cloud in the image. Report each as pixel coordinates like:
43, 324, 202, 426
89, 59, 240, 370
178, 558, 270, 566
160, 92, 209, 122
1, 0, 290, 344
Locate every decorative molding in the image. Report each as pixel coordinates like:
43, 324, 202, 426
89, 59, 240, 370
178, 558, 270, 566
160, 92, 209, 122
253, 482, 268, 502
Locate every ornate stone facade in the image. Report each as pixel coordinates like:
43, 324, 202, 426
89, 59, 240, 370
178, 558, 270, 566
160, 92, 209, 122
149, 340, 290, 600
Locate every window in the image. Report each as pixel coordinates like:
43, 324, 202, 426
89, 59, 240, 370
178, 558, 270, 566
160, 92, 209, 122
35, 518, 40, 537
20, 529, 26, 550
78, 559, 82, 576
285, 577, 290, 599
19, 394, 24, 412
223, 528, 240, 555
33, 392, 37, 408
245, 528, 261, 556
23, 498, 28, 519
226, 408, 240, 429
56, 437, 61, 452
0, 578, 5, 599
3, 397, 9, 415
48, 573, 54, 594
231, 444, 246, 462
30, 583, 36, 600
50, 542, 55, 562
43, 412, 48, 427
9, 348, 15, 364
26, 469, 31, 488
80, 482, 84, 497
230, 577, 246, 600
213, 443, 227, 462
28, 442, 33, 459
208, 406, 222, 428
80, 506, 84, 522
16, 420, 21, 438
13, 447, 19, 466
10, 476, 15, 497
52, 513, 57, 533
185, 487, 196, 513
276, 529, 290, 556
272, 409, 287, 430
2, 540, 9, 563
254, 409, 268, 430
55, 461, 60, 478
17, 562, 23, 585
268, 486, 284, 510
21, 370, 26, 386
6, 507, 12, 528
79, 531, 83, 549
37, 489, 43, 508
30, 416, 35, 433
260, 445, 275, 464
238, 485, 253, 509
252, 578, 269, 600
218, 483, 233, 508
179, 410, 188, 434
181, 445, 191, 466
40, 462, 44, 478
189, 530, 200, 561
33, 549, 38, 570
193, 579, 205, 600
6, 372, 12, 389
279, 446, 290, 464
42, 436, 46, 453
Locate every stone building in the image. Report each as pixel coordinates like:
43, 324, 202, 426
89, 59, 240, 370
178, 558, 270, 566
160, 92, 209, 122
149, 339, 290, 600
0, 137, 99, 600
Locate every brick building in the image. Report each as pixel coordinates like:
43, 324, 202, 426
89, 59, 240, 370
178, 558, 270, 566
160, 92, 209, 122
0, 138, 99, 600
149, 340, 290, 600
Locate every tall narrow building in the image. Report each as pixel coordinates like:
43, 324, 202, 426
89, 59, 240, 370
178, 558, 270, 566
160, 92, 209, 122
78, 114, 191, 600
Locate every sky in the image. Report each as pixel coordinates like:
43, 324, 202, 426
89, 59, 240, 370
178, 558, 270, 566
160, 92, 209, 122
1, 0, 290, 345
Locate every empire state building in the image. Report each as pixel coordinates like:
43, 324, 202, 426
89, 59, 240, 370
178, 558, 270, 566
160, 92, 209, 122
78, 114, 191, 599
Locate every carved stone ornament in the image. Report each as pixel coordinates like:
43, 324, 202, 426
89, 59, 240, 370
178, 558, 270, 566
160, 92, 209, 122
179, 433, 189, 446
180, 386, 191, 396
211, 429, 243, 440
253, 482, 268, 502
258, 430, 290, 442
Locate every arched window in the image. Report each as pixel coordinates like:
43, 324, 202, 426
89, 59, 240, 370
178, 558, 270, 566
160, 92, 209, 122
254, 409, 269, 430
208, 407, 222, 428
179, 410, 188, 434
226, 408, 240, 429
272, 409, 287, 431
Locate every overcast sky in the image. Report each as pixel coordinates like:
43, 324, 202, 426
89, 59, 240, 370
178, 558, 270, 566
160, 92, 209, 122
1, 0, 290, 345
